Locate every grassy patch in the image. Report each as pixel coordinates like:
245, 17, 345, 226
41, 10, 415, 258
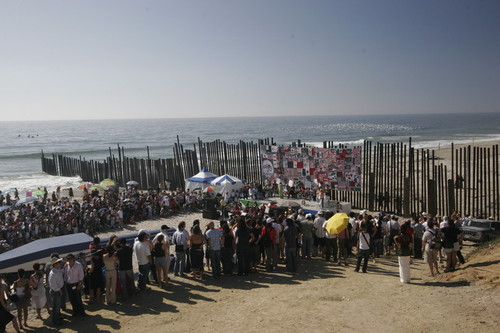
465, 237, 500, 261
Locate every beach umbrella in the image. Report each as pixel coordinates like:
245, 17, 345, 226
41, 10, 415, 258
325, 212, 349, 235
89, 184, 105, 191
15, 197, 38, 206
32, 189, 46, 196
203, 186, 215, 193
126, 180, 139, 186
0, 205, 12, 213
1, 188, 15, 195
99, 179, 116, 188
78, 182, 92, 189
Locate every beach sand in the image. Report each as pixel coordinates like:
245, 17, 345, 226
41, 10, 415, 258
11, 197, 499, 333
6, 140, 500, 333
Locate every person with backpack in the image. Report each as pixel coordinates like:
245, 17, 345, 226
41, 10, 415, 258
355, 222, 371, 273
421, 221, 441, 276
259, 219, 277, 272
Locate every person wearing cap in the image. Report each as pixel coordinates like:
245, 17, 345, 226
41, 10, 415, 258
313, 211, 326, 257
48, 257, 65, 326
300, 214, 315, 259
44, 253, 65, 310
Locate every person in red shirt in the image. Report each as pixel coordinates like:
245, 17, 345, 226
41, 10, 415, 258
258, 219, 277, 272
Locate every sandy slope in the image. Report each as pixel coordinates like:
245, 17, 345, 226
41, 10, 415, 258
13, 208, 499, 333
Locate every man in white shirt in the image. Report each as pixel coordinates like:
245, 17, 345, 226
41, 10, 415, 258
172, 221, 190, 276
313, 211, 326, 257
64, 253, 86, 317
271, 218, 282, 267
323, 218, 338, 262
48, 258, 65, 326
205, 221, 223, 277
134, 232, 152, 290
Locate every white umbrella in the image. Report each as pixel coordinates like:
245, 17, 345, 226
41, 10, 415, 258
127, 180, 139, 186
0, 205, 12, 213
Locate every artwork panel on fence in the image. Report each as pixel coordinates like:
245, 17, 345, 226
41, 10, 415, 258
260, 145, 362, 191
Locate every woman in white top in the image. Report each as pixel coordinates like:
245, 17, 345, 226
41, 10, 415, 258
13, 269, 30, 329
29, 263, 51, 319
355, 222, 371, 273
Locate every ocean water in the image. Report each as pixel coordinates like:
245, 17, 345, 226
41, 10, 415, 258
0, 112, 499, 195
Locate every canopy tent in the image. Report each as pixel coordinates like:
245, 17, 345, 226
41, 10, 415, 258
0, 233, 93, 274
185, 168, 218, 192
210, 174, 246, 195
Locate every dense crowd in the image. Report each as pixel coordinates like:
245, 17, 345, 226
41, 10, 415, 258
0, 181, 335, 253
0, 186, 210, 252
1, 196, 469, 332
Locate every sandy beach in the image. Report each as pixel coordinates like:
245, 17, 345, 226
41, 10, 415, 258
3, 140, 500, 333
4, 194, 497, 333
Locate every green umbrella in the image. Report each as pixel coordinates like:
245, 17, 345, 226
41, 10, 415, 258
99, 178, 116, 188
32, 190, 45, 196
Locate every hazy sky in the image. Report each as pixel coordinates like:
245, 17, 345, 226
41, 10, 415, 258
1, 0, 499, 121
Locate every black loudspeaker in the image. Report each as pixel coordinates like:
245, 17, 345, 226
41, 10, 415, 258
203, 210, 220, 219
202, 199, 217, 212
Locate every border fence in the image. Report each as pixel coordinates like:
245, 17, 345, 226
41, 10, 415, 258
41, 138, 499, 220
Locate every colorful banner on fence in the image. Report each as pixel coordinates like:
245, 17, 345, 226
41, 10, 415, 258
260, 145, 362, 191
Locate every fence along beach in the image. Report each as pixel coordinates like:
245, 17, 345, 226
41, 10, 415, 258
40, 136, 499, 220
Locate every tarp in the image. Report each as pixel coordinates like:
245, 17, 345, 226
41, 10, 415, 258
0, 233, 93, 274
210, 174, 246, 195
185, 168, 218, 192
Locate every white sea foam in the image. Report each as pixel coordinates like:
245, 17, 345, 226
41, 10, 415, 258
412, 134, 500, 150
0, 173, 82, 198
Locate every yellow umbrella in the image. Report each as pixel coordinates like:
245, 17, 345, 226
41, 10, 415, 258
99, 178, 116, 188
89, 184, 105, 191
325, 212, 349, 235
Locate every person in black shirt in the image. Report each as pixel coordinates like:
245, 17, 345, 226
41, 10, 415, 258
115, 238, 137, 297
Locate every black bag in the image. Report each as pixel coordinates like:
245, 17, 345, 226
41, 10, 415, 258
175, 244, 184, 252
8, 293, 19, 303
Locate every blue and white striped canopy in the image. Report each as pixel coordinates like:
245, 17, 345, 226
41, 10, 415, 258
211, 174, 246, 185
186, 168, 218, 183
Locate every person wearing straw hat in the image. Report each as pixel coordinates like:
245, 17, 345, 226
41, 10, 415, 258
48, 257, 65, 327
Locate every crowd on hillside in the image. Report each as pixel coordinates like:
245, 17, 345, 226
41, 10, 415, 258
0, 205, 467, 331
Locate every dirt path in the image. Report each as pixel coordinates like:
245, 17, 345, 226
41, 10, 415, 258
16, 238, 499, 333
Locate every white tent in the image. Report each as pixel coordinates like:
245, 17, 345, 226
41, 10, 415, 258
0, 233, 93, 274
185, 168, 218, 192
210, 174, 246, 195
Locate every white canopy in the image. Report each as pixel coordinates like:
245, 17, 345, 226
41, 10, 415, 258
185, 168, 218, 192
210, 174, 246, 195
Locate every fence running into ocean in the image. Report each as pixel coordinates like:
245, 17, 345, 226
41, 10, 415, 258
41, 138, 499, 220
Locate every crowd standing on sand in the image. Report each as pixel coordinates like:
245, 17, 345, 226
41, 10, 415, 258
1, 191, 469, 332
0, 181, 332, 253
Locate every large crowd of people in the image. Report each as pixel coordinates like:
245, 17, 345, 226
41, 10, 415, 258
0, 181, 334, 253
1, 196, 468, 331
